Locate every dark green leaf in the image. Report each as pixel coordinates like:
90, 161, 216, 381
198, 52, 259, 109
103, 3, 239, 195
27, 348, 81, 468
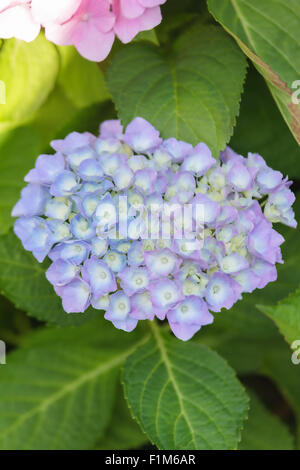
108, 24, 247, 156
0, 317, 143, 450
208, 0, 300, 144
94, 384, 148, 450
231, 67, 300, 178
239, 389, 294, 450
123, 323, 248, 450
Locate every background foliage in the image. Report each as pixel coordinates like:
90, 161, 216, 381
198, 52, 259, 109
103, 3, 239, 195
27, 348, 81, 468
0, 0, 299, 450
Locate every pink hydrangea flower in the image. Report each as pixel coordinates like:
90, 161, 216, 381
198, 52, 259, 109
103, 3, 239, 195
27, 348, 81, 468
112, 0, 166, 43
0, 0, 167, 61
0, 0, 40, 41
43, 0, 116, 62
31, 0, 81, 24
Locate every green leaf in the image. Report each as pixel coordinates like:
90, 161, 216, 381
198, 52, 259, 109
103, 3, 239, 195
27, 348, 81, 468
239, 389, 294, 450
123, 323, 248, 450
0, 317, 143, 450
0, 295, 31, 346
0, 36, 59, 126
108, 24, 247, 156
0, 126, 42, 235
0, 231, 97, 326
27, 84, 77, 145
94, 384, 148, 450
57, 46, 110, 109
258, 286, 300, 347
53, 101, 116, 142
133, 29, 159, 46
261, 343, 300, 448
207, 0, 300, 144
201, 324, 300, 447
231, 67, 300, 178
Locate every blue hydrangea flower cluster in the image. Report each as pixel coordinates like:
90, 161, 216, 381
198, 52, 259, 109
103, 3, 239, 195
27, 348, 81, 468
12, 117, 297, 340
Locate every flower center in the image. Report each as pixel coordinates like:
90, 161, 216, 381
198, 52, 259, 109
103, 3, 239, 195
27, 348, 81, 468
212, 285, 220, 294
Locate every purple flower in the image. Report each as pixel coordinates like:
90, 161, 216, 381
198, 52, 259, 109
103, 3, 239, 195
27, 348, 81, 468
49, 241, 90, 265
144, 248, 179, 279
70, 215, 96, 240
162, 137, 193, 163
50, 170, 79, 197
127, 241, 145, 266
82, 257, 117, 297
119, 266, 149, 296
103, 250, 127, 272
25, 153, 65, 185
226, 161, 253, 191
45, 197, 72, 221
248, 220, 284, 265
130, 291, 154, 320
78, 159, 104, 182
12, 184, 50, 217
46, 259, 79, 286
252, 260, 277, 288
104, 291, 137, 332
123, 117, 162, 152
256, 167, 283, 193
205, 272, 242, 312
99, 119, 123, 139
181, 143, 215, 176
233, 268, 260, 293
149, 278, 184, 320
193, 193, 220, 226
167, 296, 213, 341
12, 118, 296, 341
51, 131, 92, 154
220, 253, 249, 274
51, 131, 92, 153
113, 163, 134, 190
14, 216, 53, 262
56, 278, 90, 314
220, 147, 244, 165
134, 168, 157, 194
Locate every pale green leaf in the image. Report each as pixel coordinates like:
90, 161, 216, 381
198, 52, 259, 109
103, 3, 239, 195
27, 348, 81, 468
108, 24, 247, 156
123, 323, 248, 450
57, 46, 110, 109
0, 36, 59, 126
208, 0, 300, 144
